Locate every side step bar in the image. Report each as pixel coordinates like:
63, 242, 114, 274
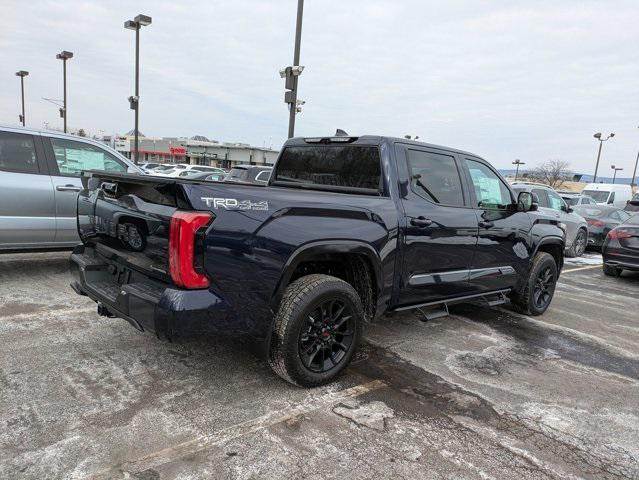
394, 289, 511, 322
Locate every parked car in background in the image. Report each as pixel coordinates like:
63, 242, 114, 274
511, 182, 588, 257
573, 205, 633, 250
559, 192, 598, 207
0, 125, 141, 251
582, 183, 633, 207
225, 165, 272, 184
602, 213, 639, 276
177, 169, 226, 181
138, 162, 160, 173
624, 193, 639, 212
148, 164, 181, 176
167, 165, 224, 178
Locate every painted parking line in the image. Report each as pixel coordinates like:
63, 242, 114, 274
90, 379, 387, 479
562, 265, 602, 273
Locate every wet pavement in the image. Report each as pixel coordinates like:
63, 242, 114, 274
0, 251, 638, 479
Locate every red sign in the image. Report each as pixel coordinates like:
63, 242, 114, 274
170, 146, 187, 155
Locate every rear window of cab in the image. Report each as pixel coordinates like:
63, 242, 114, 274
273, 145, 382, 193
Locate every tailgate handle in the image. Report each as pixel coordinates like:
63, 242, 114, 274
101, 182, 118, 195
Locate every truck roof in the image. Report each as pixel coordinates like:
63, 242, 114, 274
284, 135, 482, 159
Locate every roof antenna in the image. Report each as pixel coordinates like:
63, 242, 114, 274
335, 128, 348, 137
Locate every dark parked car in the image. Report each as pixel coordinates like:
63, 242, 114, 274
225, 165, 272, 184
573, 205, 633, 249
70, 135, 565, 386
625, 193, 639, 213
602, 213, 639, 276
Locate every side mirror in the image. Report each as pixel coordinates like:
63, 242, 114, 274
517, 191, 537, 212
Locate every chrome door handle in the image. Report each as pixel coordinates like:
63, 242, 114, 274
478, 220, 494, 228
56, 185, 82, 192
410, 217, 433, 227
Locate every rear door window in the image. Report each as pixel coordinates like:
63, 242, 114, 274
274, 146, 381, 192
50, 138, 127, 176
0, 131, 39, 174
406, 149, 464, 206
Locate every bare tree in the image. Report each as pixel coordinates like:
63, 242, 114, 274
528, 160, 572, 189
77, 128, 87, 137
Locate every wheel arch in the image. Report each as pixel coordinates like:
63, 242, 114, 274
271, 240, 382, 313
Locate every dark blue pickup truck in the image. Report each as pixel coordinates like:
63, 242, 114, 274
70, 134, 564, 386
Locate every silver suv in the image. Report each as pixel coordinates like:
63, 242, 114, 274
0, 125, 141, 251
511, 182, 589, 257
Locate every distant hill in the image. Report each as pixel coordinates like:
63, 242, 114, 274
498, 169, 634, 185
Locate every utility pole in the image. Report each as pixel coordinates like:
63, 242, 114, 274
281, 0, 305, 138
15, 71, 29, 126
512, 159, 525, 181
592, 132, 614, 183
632, 126, 639, 189
125, 14, 152, 164
56, 51, 73, 133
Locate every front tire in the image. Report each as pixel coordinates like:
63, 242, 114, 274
269, 274, 364, 387
510, 252, 558, 316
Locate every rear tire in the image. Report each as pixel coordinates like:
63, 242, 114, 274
268, 274, 364, 387
566, 229, 587, 258
510, 252, 558, 316
603, 264, 621, 277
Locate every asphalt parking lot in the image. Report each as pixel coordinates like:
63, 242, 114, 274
1, 252, 638, 479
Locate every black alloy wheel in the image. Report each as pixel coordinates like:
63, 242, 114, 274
533, 266, 555, 310
299, 299, 355, 373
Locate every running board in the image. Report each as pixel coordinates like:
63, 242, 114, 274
394, 289, 511, 321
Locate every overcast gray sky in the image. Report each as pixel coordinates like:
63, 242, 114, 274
2, 0, 638, 174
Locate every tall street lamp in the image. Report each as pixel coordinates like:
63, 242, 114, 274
611, 165, 623, 184
15, 70, 29, 126
280, 0, 305, 138
124, 14, 152, 164
592, 132, 614, 183
512, 159, 525, 181
56, 51, 73, 133
632, 126, 639, 188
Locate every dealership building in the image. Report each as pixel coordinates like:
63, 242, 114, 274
110, 132, 279, 169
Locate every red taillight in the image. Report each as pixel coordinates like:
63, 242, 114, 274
607, 229, 632, 240
587, 218, 605, 227
169, 211, 213, 289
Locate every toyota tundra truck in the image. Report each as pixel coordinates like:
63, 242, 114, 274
70, 134, 564, 387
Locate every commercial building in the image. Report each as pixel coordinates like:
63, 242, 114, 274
111, 133, 278, 168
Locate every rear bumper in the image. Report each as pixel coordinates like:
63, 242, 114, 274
70, 244, 235, 338
602, 245, 639, 271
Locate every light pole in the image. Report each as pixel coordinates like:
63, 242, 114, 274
56, 51, 73, 133
125, 14, 152, 164
512, 159, 525, 181
611, 165, 623, 184
592, 132, 614, 183
632, 126, 639, 188
15, 70, 29, 126
280, 0, 304, 138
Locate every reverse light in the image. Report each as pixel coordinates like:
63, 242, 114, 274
169, 211, 213, 289
607, 229, 632, 240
